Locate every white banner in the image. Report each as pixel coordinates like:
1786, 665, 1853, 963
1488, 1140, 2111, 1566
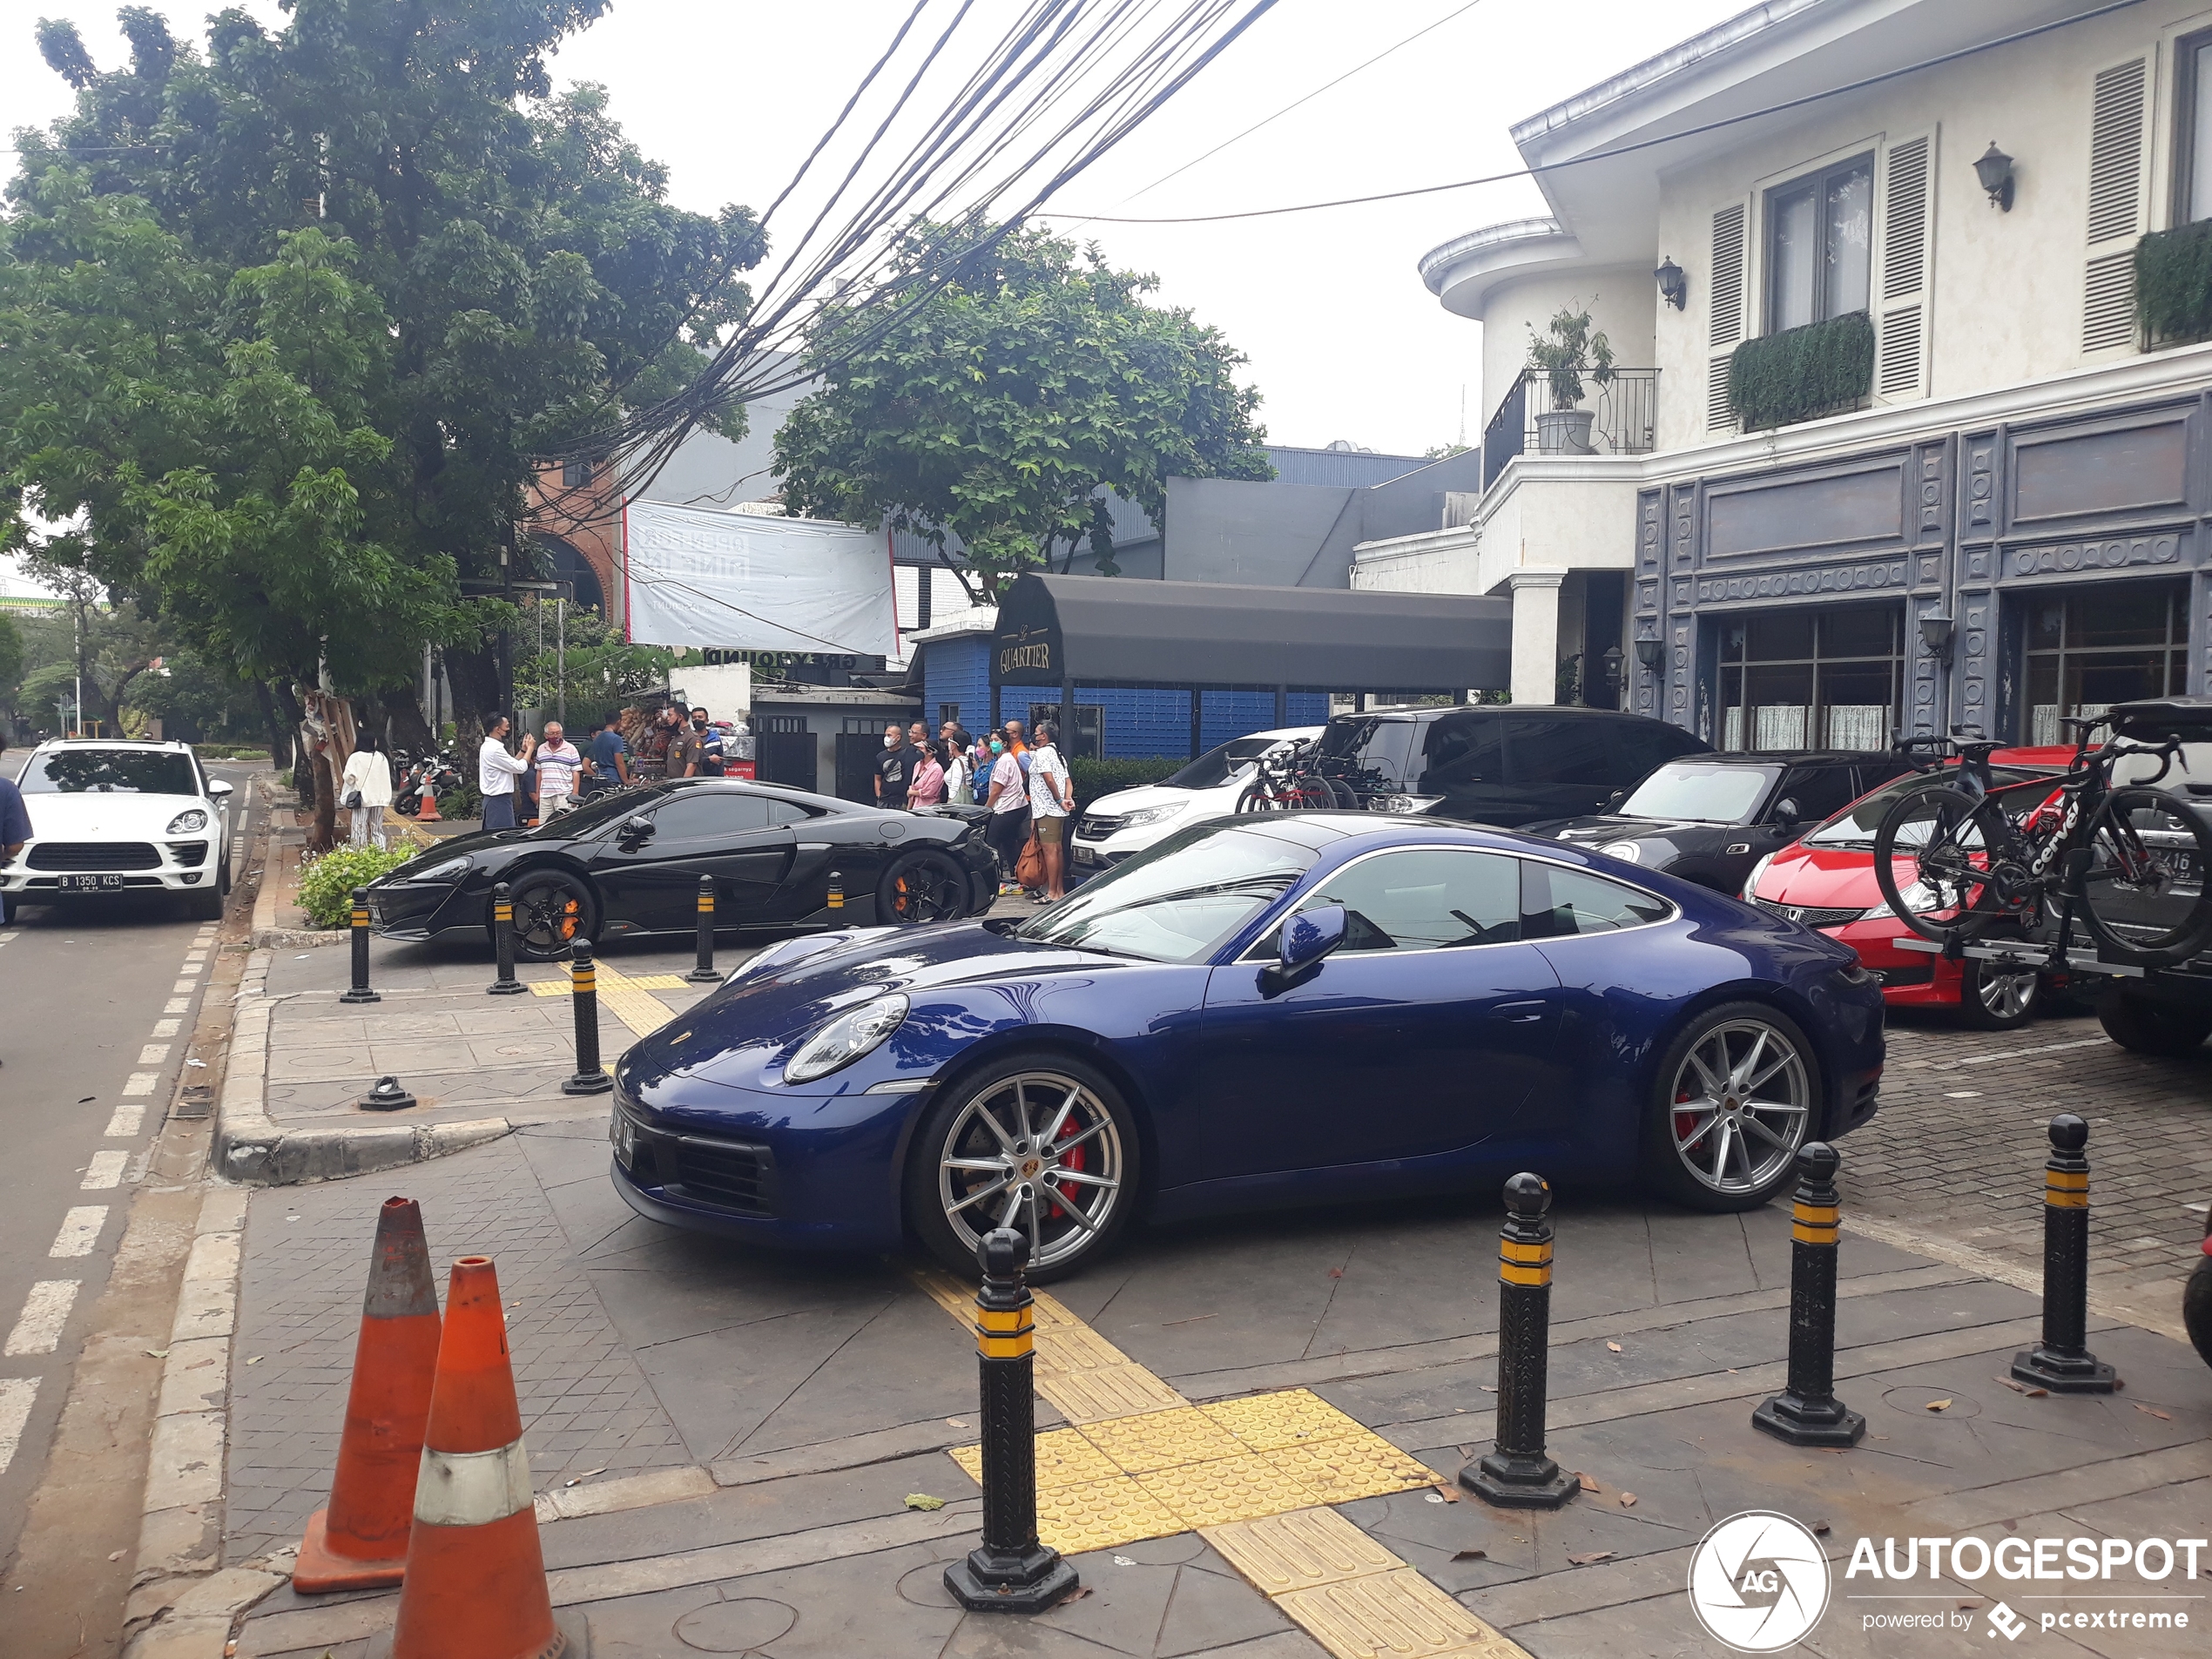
622, 499, 899, 655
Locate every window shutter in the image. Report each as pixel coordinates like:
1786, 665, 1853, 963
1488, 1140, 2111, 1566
1707, 201, 1747, 432
2083, 57, 2148, 352
1875, 132, 1934, 401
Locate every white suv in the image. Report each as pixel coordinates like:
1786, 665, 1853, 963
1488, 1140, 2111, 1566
4, 740, 235, 921
1070, 726, 1322, 871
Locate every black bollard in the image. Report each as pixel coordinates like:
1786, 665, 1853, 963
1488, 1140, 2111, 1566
943, 1228, 1079, 1613
827, 868, 844, 914
1752, 1143, 1867, 1446
1460, 1173, 1578, 1507
559, 939, 615, 1096
2012, 1115, 2115, 1393
685, 875, 721, 983
487, 881, 525, 995
340, 887, 381, 1004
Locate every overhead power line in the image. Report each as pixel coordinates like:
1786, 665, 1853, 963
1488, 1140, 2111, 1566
1035, 0, 2150, 225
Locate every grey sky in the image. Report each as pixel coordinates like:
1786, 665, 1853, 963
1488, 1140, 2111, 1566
4, 0, 1750, 460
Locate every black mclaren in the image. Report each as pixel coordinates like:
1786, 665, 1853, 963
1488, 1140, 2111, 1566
364, 779, 999, 959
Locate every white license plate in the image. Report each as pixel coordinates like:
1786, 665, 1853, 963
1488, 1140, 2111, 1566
59, 873, 124, 891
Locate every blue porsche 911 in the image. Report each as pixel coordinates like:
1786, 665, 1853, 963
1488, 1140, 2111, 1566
609, 815, 1885, 1279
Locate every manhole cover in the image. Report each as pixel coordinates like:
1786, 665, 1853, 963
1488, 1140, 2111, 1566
673, 1598, 798, 1652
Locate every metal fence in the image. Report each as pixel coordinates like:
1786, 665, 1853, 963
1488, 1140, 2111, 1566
1480, 368, 1660, 488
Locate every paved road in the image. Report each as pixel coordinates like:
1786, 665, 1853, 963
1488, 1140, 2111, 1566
0, 759, 254, 1575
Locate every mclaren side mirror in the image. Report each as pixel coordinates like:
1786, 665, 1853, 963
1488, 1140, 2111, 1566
620, 814, 654, 842
1259, 903, 1347, 996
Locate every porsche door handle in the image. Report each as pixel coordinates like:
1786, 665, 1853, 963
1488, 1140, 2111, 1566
1488, 1001, 1551, 1024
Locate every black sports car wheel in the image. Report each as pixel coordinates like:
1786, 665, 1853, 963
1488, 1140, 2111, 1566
907, 1053, 1139, 1282
879, 849, 968, 924
1644, 1001, 1817, 1212
508, 870, 597, 961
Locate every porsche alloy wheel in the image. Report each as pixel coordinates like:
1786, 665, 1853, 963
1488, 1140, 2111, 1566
911, 1058, 1136, 1280
1649, 1004, 1815, 1210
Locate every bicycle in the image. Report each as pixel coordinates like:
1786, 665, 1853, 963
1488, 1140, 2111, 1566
1234, 738, 1350, 813
1871, 717, 2212, 969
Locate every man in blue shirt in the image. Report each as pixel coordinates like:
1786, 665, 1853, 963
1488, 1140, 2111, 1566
0, 733, 32, 927
584, 713, 631, 796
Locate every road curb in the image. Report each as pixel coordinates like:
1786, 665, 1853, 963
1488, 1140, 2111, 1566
213, 948, 513, 1186
246, 828, 342, 948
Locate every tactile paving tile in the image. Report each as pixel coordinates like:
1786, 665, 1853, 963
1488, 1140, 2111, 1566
1202, 1507, 1404, 1595
949, 1426, 1119, 1489
1270, 1435, 1440, 1505
1200, 1387, 1371, 1451
1033, 1474, 1184, 1555
902, 1264, 976, 1323
1078, 1406, 1245, 1474
1032, 1318, 1139, 1375
1037, 1362, 1187, 1425
622, 973, 691, 990
1135, 1452, 1328, 1529
1277, 1568, 1527, 1659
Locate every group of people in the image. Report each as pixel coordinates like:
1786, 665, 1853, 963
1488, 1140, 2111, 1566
873, 715, 1072, 900
475, 708, 710, 833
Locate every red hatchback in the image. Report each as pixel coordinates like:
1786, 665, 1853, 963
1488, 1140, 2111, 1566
1742, 747, 2077, 1029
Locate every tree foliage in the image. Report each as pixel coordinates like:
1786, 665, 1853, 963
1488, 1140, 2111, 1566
773, 224, 1271, 595
1, 2, 763, 735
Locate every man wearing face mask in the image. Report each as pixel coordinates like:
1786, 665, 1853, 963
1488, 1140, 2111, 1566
873, 720, 915, 808
982, 733, 1028, 894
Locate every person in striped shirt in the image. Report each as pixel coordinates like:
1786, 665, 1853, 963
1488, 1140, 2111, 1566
534, 722, 584, 817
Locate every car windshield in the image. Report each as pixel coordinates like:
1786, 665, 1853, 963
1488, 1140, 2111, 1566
19, 750, 199, 796
1805, 765, 2050, 847
1162, 737, 1285, 791
1617, 762, 1778, 824
522, 786, 668, 838
1016, 821, 1321, 963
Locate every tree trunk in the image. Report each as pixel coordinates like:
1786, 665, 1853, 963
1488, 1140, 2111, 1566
253, 681, 289, 769
442, 640, 502, 759
296, 688, 356, 855
376, 686, 435, 759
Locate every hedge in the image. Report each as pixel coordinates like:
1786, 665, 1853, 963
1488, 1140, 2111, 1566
1727, 309, 1874, 431
2136, 220, 2212, 347
1070, 756, 1184, 810
297, 844, 417, 929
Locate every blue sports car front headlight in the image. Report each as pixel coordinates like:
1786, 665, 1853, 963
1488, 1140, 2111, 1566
785, 993, 907, 1083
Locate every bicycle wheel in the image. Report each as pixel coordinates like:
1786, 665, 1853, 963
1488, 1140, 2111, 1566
2074, 786, 2212, 967
1871, 782, 2013, 944
1234, 782, 1278, 813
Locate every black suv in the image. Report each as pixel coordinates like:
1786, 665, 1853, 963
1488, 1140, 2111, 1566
2088, 695, 2212, 1055
1522, 751, 1916, 894
1315, 705, 1710, 828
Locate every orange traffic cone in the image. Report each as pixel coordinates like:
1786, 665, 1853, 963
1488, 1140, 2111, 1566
293, 1197, 442, 1593
417, 786, 442, 822
388, 1257, 570, 1659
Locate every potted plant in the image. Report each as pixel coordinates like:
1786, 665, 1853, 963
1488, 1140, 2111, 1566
1527, 304, 1614, 454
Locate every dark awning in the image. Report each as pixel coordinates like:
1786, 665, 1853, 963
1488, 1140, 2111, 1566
989, 573, 1512, 690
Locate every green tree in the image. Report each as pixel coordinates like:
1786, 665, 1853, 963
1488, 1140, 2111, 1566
510, 598, 674, 727
0, 610, 24, 732
773, 224, 1271, 595
1, 3, 763, 748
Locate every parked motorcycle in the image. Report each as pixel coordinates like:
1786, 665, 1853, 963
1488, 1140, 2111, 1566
391, 748, 462, 818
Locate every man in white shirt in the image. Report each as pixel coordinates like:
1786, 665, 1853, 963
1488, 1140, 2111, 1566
534, 722, 583, 818
341, 736, 395, 849
478, 716, 535, 831
1025, 721, 1072, 901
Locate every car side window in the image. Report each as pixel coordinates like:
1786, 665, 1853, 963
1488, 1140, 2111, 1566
1503, 716, 1615, 785
1774, 766, 1859, 823
1521, 861, 1669, 939
764, 799, 813, 826
650, 791, 777, 839
1419, 712, 1504, 791
1609, 721, 1700, 780
1279, 848, 1522, 953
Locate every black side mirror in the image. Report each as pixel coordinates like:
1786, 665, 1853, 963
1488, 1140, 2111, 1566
620, 814, 654, 843
1604, 788, 1627, 811
1258, 903, 1347, 996
1770, 798, 1802, 826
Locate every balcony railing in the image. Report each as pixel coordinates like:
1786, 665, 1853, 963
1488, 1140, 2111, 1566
1480, 367, 1659, 489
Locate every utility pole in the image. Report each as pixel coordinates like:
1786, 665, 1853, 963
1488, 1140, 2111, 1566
556, 598, 567, 726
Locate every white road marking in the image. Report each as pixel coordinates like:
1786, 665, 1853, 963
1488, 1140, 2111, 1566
164, 998, 190, 1015
104, 1104, 144, 1138
122, 1074, 158, 1097
151, 1019, 180, 1038
4, 1281, 80, 1356
171, 981, 195, 995
176, 962, 201, 976
0, 1379, 37, 1476
184, 951, 206, 964
1931, 1035, 2114, 1072
49, 1209, 105, 1258
138, 1045, 171, 1066
80, 1152, 128, 1190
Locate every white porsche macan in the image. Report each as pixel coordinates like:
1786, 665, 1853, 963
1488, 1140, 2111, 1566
4, 739, 235, 921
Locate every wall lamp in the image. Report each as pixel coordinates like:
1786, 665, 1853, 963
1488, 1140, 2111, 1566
1973, 142, 2015, 212
1634, 637, 1666, 672
1655, 255, 1688, 310
1919, 613, 1957, 658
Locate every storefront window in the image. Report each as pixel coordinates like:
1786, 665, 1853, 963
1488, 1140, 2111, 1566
1716, 603, 1903, 752
2023, 583, 2188, 745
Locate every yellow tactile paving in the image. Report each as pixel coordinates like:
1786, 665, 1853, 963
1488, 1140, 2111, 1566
1079, 1406, 1247, 1474
1271, 1435, 1441, 1506
1199, 1387, 1370, 1452
1034, 1475, 1184, 1554
1037, 1362, 1188, 1424
1278, 1567, 1526, 1659
1135, 1453, 1328, 1529
1204, 1507, 1403, 1595
527, 961, 683, 1035
949, 1427, 1118, 1489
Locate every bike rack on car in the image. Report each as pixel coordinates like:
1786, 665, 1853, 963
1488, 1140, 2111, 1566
1886, 934, 2147, 979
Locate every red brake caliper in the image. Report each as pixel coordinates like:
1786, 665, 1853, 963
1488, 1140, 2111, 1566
1049, 1115, 1088, 1218
1673, 1084, 1703, 1150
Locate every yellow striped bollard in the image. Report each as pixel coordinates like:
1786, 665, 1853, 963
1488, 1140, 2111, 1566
1752, 1143, 1867, 1446
943, 1228, 1077, 1612
559, 938, 613, 1096
1460, 1172, 1578, 1507
686, 874, 721, 983
2012, 1114, 2115, 1393
340, 886, 381, 1004
487, 880, 525, 995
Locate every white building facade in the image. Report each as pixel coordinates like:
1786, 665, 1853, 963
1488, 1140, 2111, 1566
1372, 0, 2212, 748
